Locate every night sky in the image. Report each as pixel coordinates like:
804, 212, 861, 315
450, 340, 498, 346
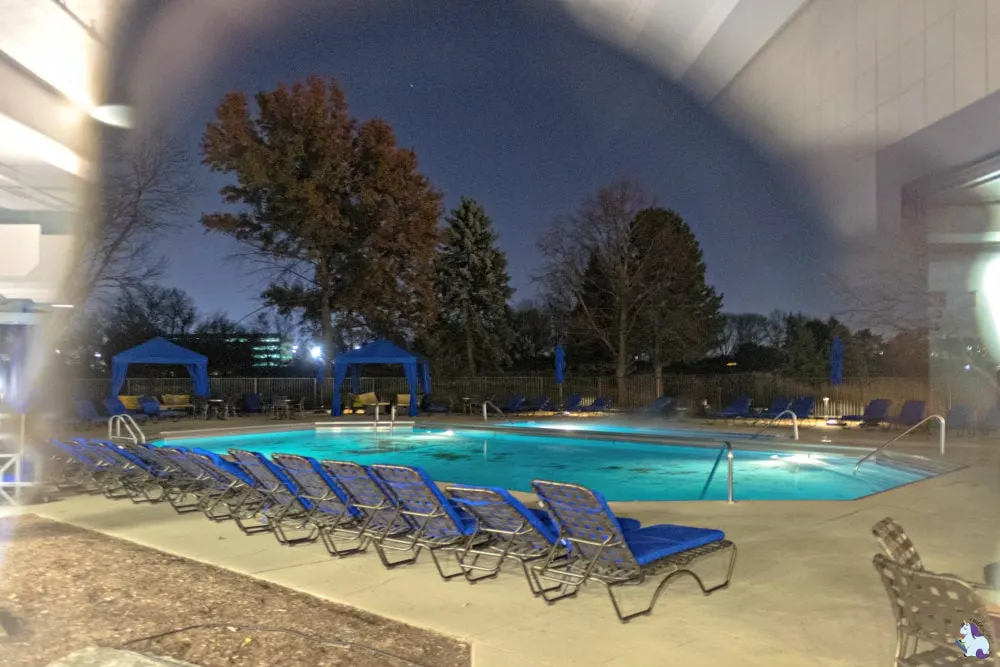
122, 0, 834, 322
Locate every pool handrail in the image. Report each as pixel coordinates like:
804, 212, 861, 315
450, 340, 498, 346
853, 414, 947, 475
699, 441, 735, 504
482, 401, 510, 423
752, 410, 799, 441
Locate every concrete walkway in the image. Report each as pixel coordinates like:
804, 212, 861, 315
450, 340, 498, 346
27, 418, 1000, 665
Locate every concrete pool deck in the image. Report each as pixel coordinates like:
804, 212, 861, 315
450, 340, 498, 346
26, 415, 1000, 665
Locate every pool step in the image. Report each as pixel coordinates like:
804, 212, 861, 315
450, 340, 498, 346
315, 421, 415, 432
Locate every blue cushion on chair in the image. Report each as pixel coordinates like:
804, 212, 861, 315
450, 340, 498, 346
624, 524, 725, 566
617, 517, 641, 532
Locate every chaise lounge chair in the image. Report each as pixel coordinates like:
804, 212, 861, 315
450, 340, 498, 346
103, 397, 149, 422
980, 405, 1000, 434
753, 396, 791, 422
524, 396, 552, 413
368, 463, 487, 580
228, 449, 315, 545
706, 396, 753, 421
445, 484, 644, 595
318, 459, 414, 553
839, 398, 892, 428
886, 400, 926, 429
529, 479, 737, 622
580, 396, 612, 412
637, 396, 676, 417
73, 400, 107, 427
138, 396, 185, 422
560, 393, 583, 412
946, 404, 975, 437
271, 453, 370, 558
157, 447, 266, 524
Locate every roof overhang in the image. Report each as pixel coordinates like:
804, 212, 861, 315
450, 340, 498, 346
556, 0, 810, 101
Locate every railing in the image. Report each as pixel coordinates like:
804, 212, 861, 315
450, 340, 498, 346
108, 414, 146, 444
482, 401, 508, 422
698, 441, 735, 504
753, 410, 799, 440
853, 414, 947, 474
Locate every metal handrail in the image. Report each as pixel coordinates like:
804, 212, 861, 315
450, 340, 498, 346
753, 409, 799, 440
108, 414, 146, 444
699, 441, 735, 504
853, 414, 946, 474
482, 401, 509, 422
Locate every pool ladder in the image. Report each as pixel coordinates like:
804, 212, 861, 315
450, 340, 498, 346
108, 414, 146, 444
481, 401, 511, 423
752, 410, 800, 440
699, 441, 735, 504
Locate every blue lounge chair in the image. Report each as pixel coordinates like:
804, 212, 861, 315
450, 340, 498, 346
561, 393, 582, 412
271, 453, 369, 558
157, 447, 265, 523
789, 396, 815, 419
78, 439, 166, 503
241, 393, 264, 414
840, 399, 892, 428
228, 448, 314, 545
580, 396, 612, 412
502, 395, 529, 414
319, 459, 413, 549
525, 396, 551, 413
368, 463, 484, 579
445, 484, 642, 594
74, 400, 107, 427
637, 396, 676, 417
529, 479, 737, 622
103, 397, 149, 422
754, 396, 791, 421
139, 396, 185, 422
707, 396, 753, 421
946, 404, 975, 436
421, 395, 453, 415
50, 438, 119, 494
888, 400, 926, 429
980, 405, 1000, 434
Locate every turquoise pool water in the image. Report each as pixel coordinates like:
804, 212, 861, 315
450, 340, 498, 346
501, 420, 777, 441
163, 427, 932, 501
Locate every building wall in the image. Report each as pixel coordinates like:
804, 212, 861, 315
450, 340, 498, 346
716, 0, 1000, 237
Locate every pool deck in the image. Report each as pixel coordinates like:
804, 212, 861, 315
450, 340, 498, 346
23, 414, 1000, 666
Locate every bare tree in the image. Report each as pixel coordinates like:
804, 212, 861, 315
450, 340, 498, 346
70, 128, 195, 307
537, 180, 659, 399
830, 233, 936, 335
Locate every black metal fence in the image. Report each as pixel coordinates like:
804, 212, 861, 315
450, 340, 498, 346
69, 371, 998, 416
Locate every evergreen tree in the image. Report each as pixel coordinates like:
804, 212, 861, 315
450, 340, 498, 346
436, 197, 515, 375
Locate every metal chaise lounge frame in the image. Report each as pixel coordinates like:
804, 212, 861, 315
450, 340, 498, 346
159, 447, 268, 526
529, 480, 738, 623
117, 441, 206, 513
77, 439, 168, 504
49, 438, 119, 495
871, 517, 990, 590
317, 459, 414, 561
444, 484, 570, 595
228, 448, 316, 545
271, 453, 371, 557
872, 553, 995, 665
367, 463, 489, 580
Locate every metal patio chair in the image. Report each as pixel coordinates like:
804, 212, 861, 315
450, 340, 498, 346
873, 553, 996, 665
872, 518, 990, 590
228, 448, 315, 545
530, 479, 737, 623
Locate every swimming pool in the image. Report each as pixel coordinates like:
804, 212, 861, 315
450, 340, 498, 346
161, 426, 936, 502
501, 420, 778, 441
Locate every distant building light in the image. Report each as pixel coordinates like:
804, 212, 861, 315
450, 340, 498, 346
725, 362, 737, 367
94, 352, 101, 358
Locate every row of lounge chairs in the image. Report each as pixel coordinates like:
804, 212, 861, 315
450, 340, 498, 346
47, 437, 737, 623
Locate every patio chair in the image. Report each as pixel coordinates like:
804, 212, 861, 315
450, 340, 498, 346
319, 459, 414, 550
420, 394, 453, 415
530, 479, 737, 622
241, 393, 264, 414
789, 396, 815, 419
753, 396, 791, 422
49, 438, 120, 495
157, 447, 267, 524
580, 396, 612, 413
502, 395, 529, 414
871, 517, 990, 590
873, 553, 996, 664
561, 393, 583, 412
706, 396, 753, 421
271, 453, 369, 557
946, 404, 976, 437
80, 439, 167, 503
122, 442, 205, 513
524, 396, 551, 413
637, 396, 676, 417
73, 399, 107, 427
888, 400, 927, 430
138, 396, 185, 422
840, 398, 892, 428
444, 484, 567, 593
103, 397, 149, 422
367, 463, 486, 580
228, 448, 315, 545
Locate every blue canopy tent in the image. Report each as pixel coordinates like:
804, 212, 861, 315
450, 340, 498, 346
110, 337, 210, 398
331, 340, 432, 417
